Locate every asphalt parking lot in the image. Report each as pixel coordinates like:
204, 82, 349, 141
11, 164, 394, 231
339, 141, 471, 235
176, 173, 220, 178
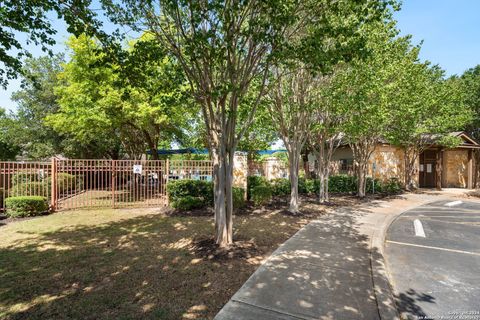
385, 200, 480, 320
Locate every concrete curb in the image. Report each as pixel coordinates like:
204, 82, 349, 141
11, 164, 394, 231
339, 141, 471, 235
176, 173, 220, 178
370, 212, 402, 320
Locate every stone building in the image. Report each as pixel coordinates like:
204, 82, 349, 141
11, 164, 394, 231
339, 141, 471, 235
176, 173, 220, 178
330, 132, 480, 188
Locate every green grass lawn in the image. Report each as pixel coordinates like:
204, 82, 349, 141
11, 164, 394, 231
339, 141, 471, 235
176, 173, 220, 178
0, 204, 318, 319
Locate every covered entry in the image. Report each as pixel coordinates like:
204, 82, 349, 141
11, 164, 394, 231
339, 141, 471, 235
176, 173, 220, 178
418, 132, 480, 189
419, 150, 437, 188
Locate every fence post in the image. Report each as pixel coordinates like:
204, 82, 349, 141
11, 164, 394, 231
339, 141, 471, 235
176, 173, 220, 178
51, 158, 57, 211
165, 159, 170, 206
111, 160, 116, 208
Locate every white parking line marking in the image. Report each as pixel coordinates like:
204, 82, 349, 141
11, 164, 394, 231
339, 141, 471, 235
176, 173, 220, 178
386, 240, 480, 256
414, 219, 426, 237
445, 200, 463, 207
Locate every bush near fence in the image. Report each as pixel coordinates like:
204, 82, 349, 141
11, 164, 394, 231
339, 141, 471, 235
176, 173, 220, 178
5, 196, 49, 218
8, 172, 83, 198
167, 180, 245, 211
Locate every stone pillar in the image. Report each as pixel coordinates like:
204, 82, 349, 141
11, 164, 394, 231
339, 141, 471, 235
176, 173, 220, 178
233, 152, 248, 198
467, 149, 473, 189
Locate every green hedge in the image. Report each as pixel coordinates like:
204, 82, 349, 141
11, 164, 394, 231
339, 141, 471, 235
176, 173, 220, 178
9, 181, 50, 197
247, 175, 402, 204
51, 173, 84, 194
251, 185, 272, 206
247, 176, 269, 200
172, 195, 205, 211
232, 187, 246, 209
167, 179, 245, 210
11, 172, 40, 185
5, 196, 49, 218
167, 180, 214, 209
9, 172, 82, 197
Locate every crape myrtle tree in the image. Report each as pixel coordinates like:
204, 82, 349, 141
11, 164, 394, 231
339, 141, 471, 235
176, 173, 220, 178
328, 22, 406, 198
308, 75, 345, 203
98, 0, 393, 245
103, 0, 301, 245
268, 66, 315, 213
267, 5, 396, 208
387, 64, 471, 190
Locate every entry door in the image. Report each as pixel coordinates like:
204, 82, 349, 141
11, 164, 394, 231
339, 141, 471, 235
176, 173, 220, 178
419, 151, 436, 188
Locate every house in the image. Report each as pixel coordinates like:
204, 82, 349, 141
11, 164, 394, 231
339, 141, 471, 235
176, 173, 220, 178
331, 132, 480, 188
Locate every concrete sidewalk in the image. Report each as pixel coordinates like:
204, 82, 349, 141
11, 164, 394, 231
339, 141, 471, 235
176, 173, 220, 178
215, 191, 466, 320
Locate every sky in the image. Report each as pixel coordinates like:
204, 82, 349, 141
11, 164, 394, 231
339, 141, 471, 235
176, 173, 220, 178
1, 0, 480, 112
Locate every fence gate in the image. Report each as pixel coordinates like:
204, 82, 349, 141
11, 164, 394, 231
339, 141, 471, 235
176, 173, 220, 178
53, 159, 168, 210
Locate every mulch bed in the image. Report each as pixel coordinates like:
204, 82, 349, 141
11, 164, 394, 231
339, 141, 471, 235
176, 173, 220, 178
191, 236, 261, 261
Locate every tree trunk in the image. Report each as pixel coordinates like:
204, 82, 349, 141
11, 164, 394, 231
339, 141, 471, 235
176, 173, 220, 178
211, 144, 234, 247
287, 148, 301, 213
357, 164, 366, 198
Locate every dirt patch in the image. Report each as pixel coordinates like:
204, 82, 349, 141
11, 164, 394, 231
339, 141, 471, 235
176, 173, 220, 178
191, 237, 261, 262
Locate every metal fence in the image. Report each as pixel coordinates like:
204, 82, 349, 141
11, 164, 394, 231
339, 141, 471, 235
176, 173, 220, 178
0, 159, 213, 211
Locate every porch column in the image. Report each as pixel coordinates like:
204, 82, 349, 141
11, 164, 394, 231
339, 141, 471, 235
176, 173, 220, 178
467, 149, 473, 189
435, 149, 443, 190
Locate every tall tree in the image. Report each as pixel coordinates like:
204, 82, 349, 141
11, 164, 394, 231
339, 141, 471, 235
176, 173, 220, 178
460, 65, 480, 185
388, 65, 472, 190
0, 0, 106, 88
328, 23, 411, 197
268, 67, 315, 213
308, 75, 345, 203
101, 0, 392, 245
0, 108, 20, 160
47, 35, 189, 159
7, 54, 66, 159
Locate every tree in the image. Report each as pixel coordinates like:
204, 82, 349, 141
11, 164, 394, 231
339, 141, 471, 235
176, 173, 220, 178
6, 55, 67, 159
0, 108, 20, 160
308, 75, 345, 203
47, 35, 190, 159
327, 22, 414, 197
0, 0, 106, 88
268, 67, 315, 213
387, 63, 472, 190
101, 0, 393, 245
460, 65, 480, 185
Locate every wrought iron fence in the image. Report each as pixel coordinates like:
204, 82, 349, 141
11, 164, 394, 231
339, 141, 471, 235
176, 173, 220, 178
0, 159, 214, 212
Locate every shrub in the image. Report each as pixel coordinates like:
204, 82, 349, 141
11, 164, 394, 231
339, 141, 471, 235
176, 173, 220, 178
167, 179, 214, 209
5, 196, 49, 218
11, 171, 40, 185
381, 178, 402, 194
328, 175, 357, 193
271, 178, 290, 196
9, 181, 50, 197
366, 177, 383, 193
171, 195, 205, 211
247, 176, 269, 200
55, 173, 84, 193
232, 187, 246, 209
251, 185, 272, 206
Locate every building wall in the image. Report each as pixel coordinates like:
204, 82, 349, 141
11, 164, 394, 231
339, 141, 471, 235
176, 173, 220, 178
367, 145, 407, 184
444, 149, 469, 188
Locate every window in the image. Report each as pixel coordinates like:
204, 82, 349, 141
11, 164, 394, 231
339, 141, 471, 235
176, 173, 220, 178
340, 159, 353, 171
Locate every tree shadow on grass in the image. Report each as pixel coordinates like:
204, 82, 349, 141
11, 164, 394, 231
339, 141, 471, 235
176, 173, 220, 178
0, 208, 305, 320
